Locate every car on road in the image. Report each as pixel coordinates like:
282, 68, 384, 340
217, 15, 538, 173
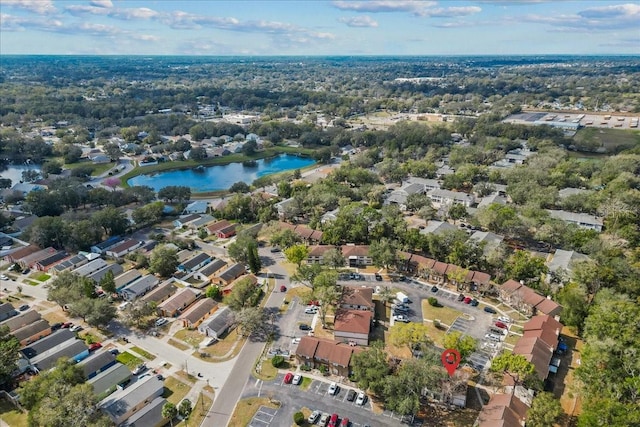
280, 285, 287, 292
356, 391, 367, 405
463, 297, 472, 304
346, 389, 356, 401
497, 316, 511, 324
485, 333, 501, 342
19, 304, 29, 311
319, 413, 330, 426
494, 321, 508, 329
470, 299, 479, 306
457, 293, 466, 302
89, 342, 102, 352
0, 275, 8, 280
484, 306, 497, 314
132, 364, 147, 375
431, 285, 438, 292
340, 418, 349, 427
374, 273, 382, 281
70, 325, 83, 332
155, 317, 168, 327
308, 410, 321, 424
393, 315, 410, 323
328, 413, 339, 427
299, 324, 312, 331
328, 382, 339, 395
284, 372, 294, 384
292, 374, 302, 385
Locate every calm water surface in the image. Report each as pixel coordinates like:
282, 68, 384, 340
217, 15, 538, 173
127, 154, 315, 192
0, 164, 42, 186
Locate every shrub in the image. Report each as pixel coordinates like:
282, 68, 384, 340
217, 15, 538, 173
293, 411, 305, 425
300, 364, 311, 372
428, 297, 440, 307
271, 355, 285, 368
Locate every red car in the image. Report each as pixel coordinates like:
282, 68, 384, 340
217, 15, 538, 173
283, 372, 293, 384
494, 321, 507, 329
89, 342, 102, 352
340, 418, 350, 426
328, 413, 339, 427
463, 297, 472, 304
280, 285, 287, 292
61, 322, 72, 329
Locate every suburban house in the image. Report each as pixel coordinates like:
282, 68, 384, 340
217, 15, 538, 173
34, 250, 69, 271
222, 274, 257, 296
340, 287, 374, 312
72, 258, 108, 278
88, 363, 131, 396
120, 395, 167, 427
546, 249, 589, 283
426, 189, 475, 208
105, 239, 144, 259
500, 280, 562, 317
512, 336, 554, 382
120, 275, 160, 301
187, 214, 215, 229
49, 254, 88, 275
79, 351, 118, 379
547, 209, 604, 232
420, 220, 458, 236
178, 252, 212, 273
87, 263, 123, 285
198, 306, 234, 340
476, 393, 530, 427
172, 214, 200, 228
179, 298, 218, 329
16, 247, 59, 269
99, 375, 164, 425
21, 329, 75, 360
0, 303, 17, 322
194, 258, 228, 280
156, 288, 200, 318
333, 309, 373, 346
205, 220, 237, 239
91, 236, 124, 255
114, 269, 143, 292
212, 263, 246, 287
183, 200, 209, 214
1, 309, 40, 332
141, 280, 178, 305
278, 222, 323, 243
3, 244, 40, 264
477, 193, 508, 209
30, 340, 89, 372
469, 231, 504, 256
295, 336, 363, 377
13, 319, 52, 346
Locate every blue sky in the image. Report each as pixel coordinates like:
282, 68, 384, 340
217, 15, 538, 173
1, 0, 639, 55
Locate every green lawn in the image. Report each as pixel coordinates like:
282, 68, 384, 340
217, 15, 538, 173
421, 300, 464, 326
115, 351, 143, 368
163, 377, 191, 405
0, 399, 27, 427
573, 127, 640, 153
130, 346, 156, 360
64, 160, 115, 176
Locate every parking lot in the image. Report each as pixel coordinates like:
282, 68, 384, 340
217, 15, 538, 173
249, 406, 278, 427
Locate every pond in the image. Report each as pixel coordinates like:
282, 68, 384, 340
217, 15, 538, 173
127, 154, 315, 192
0, 164, 42, 186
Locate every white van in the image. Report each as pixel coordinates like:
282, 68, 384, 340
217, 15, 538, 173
118, 302, 131, 311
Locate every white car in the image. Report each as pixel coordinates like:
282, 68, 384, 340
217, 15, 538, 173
304, 307, 318, 314
70, 325, 83, 332
292, 337, 301, 345
155, 318, 169, 327
0, 275, 8, 280
328, 382, 339, 395
356, 391, 367, 405
308, 410, 321, 424
292, 374, 302, 385
497, 316, 511, 324
485, 333, 501, 342
393, 315, 410, 323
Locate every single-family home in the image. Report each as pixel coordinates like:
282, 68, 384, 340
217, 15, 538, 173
0, 309, 40, 332
88, 363, 131, 396
34, 250, 69, 271
469, 231, 504, 256
546, 249, 589, 283
79, 350, 118, 379
179, 298, 218, 329
172, 214, 200, 228
295, 336, 363, 377
183, 200, 209, 215
141, 280, 178, 305
156, 288, 200, 318
30, 340, 89, 372
120, 395, 167, 427
340, 287, 374, 312
50, 254, 88, 275
3, 244, 40, 264
547, 209, 603, 232
179, 252, 212, 273
187, 214, 215, 229
333, 309, 373, 346
195, 258, 228, 280
114, 269, 143, 292
87, 263, 124, 285
105, 239, 144, 259
206, 220, 237, 239
222, 274, 257, 295
0, 303, 17, 322
212, 263, 246, 287
198, 306, 234, 340
120, 275, 160, 301
21, 329, 75, 359
99, 376, 164, 425
91, 236, 124, 254
16, 247, 58, 269
72, 258, 108, 277
13, 319, 52, 346
420, 220, 458, 236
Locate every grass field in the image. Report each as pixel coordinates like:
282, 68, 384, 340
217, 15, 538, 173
168, 338, 190, 351
164, 377, 190, 405
115, 351, 143, 369
573, 127, 640, 153
130, 346, 156, 360
196, 329, 241, 359
64, 160, 114, 176
421, 300, 464, 326
228, 397, 279, 427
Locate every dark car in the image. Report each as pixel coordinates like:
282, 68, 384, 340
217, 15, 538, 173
398, 276, 407, 282
299, 324, 312, 331
457, 294, 465, 302
484, 306, 497, 314
280, 285, 287, 292
431, 286, 438, 293
374, 273, 382, 281
470, 299, 479, 307
270, 247, 281, 253
346, 389, 356, 401
19, 304, 29, 311
51, 322, 63, 331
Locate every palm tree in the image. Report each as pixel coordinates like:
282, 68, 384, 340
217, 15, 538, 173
378, 286, 395, 321
162, 402, 177, 427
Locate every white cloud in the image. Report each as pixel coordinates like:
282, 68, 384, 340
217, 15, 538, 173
132, 34, 159, 42
332, 1, 436, 15
1, 0, 56, 15
425, 6, 481, 18
89, 0, 113, 8
338, 15, 379, 27
578, 3, 640, 19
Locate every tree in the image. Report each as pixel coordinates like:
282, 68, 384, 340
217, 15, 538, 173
189, 146, 207, 160
0, 178, 12, 189
42, 160, 63, 175
322, 247, 345, 269
247, 242, 262, 274
0, 326, 20, 386
85, 298, 117, 328
291, 262, 323, 289
229, 181, 250, 193
21, 169, 41, 183
448, 203, 468, 223
225, 277, 262, 311
103, 142, 122, 161
121, 300, 155, 329
205, 285, 221, 300
162, 402, 178, 427
23, 191, 64, 217
99, 269, 116, 294
149, 245, 179, 277
132, 201, 164, 226
527, 392, 562, 427
103, 177, 121, 191
29, 382, 112, 427
351, 343, 391, 396
26, 216, 70, 249
227, 232, 259, 264
368, 237, 398, 269
490, 353, 537, 391
293, 411, 305, 426
158, 186, 191, 203
233, 307, 268, 337
284, 244, 310, 267
92, 206, 129, 236
313, 282, 341, 327
178, 399, 192, 419
269, 227, 301, 249
389, 322, 433, 353
443, 331, 477, 362
504, 250, 548, 288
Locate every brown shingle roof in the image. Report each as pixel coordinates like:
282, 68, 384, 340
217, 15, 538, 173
501, 279, 522, 293
179, 298, 218, 324
534, 298, 562, 316
296, 336, 320, 359
206, 220, 233, 234
477, 393, 529, 427
157, 288, 199, 314
341, 245, 370, 258
333, 309, 372, 335
141, 280, 177, 303
5, 244, 40, 262
512, 336, 553, 380
340, 287, 374, 309
432, 261, 449, 275
308, 245, 335, 257
471, 271, 491, 285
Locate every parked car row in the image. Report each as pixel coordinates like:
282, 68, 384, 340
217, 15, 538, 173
307, 384, 367, 426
